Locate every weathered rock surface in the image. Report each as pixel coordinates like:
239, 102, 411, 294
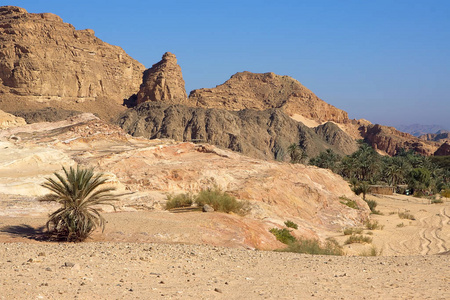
0, 109, 26, 128
0, 6, 144, 109
360, 124, 439, 156
420, 130, 450, 144
434, 142, 450, 156
117, 102, 358, 160
188, 71, 349, 124
136, 52, 187, 105
0, 114, 369, 248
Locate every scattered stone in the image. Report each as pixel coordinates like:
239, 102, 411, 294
202, 204, 214, 212
214, 288, 222, 293
64, 262, 75, 268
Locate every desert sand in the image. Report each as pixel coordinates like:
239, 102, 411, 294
1, 193, 449, 299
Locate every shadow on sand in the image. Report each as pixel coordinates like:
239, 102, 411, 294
0, 224, 49, 241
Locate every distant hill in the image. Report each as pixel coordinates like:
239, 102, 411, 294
395, 124, 449, 137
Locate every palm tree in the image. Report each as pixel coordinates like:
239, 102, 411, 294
288, 143, 307, 164
41, 166, 117, 242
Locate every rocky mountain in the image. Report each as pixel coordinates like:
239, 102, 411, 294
419, 130, 450, 144
136, 52, 188, 105
396, 124, 448, 137
117, 102, 358, 160
0, 6, 144, 120
188, 71, 349, 124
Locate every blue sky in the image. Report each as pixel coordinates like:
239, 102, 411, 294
9, 0, 450, 129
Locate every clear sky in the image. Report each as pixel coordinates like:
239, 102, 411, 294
8, 0, 450, 129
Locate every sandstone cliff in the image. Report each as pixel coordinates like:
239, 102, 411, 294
0, 109, 26, 129
360, 124, 439, 156
188, 71, 349, 124
136, 52, 187, 105
0, 6, 144, 114
117, 102, 357, 160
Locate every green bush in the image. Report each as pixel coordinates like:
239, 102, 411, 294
165, 193, 194, 210
398, 211, 415, 220
269, 228, 296, 244
344, 235, 373, 245
365, 220, 384, 230
195, 187, 247, 214
284, 220, 298, 229
364, 199, 381, 214
343, 227, 363, 235
397, 222, 405, 228
340, 197, 358, 209
359, 246, 381, 256
280, 237, 344, 256
442, 189, 450, 198
431, 198, 444, 204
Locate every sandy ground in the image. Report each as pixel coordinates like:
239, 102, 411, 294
0, 193, 449, 299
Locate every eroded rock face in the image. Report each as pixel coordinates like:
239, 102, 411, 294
360, 124, 439, 156
117, 102, 357, 160
136, 52, 187, 105
0, 115, 369, 248
434, 142, 450, 156
0, 6, 144, 103
0, 109, 26, 129
188, 71, 349, 124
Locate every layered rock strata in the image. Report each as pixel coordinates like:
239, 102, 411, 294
136, 52, 187, 105
188, 71, 349, 124
0, 6, 144, 103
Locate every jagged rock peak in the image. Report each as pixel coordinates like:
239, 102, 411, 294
0, 6, 145, 103
136, 52, 188, 105
188, 71, 349, 124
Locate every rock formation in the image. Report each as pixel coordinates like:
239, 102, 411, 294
434, 142, 450, 156
420, 131, 450, 144
0, 114, 369, 248
136, 52, 187, 105
117, 102, 357, 160
0, 6, 144, 113
188, 71, 349, 124
0, 109, 26, 129
359, 124, 439, 156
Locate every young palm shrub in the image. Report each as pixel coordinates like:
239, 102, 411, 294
41, 166, 117, 242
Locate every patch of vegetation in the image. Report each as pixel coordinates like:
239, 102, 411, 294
279, 238, 344, 256
365, 220, 384, 230
195, 187, 248, 214
284, 220, 298, 229
269, 228, 296, 244
340, 196, 358, 209
165, 193, 194, 210
344, 235, 373, 245
364, 199, 382, 215
359, 246, 381, 256
398, 211, 415, 220
397, 222, 405, 228
40, 166, 117, 242
310, 143, 450, 201
343, 227, 363, 235
431, 198, 444, 204
441, 189, 450, 198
